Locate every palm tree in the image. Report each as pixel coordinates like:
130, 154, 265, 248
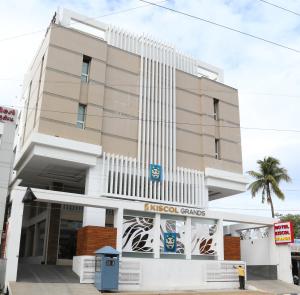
247, 156, 291, 218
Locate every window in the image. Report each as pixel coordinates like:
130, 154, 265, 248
77, 104, 86, 129
81, 55, 91, 82
215, 138, 220, 159
213, 98, 219, 120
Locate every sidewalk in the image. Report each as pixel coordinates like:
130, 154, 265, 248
111, 291, 271, 295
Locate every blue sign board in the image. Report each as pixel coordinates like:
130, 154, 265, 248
150, 164, 162, 182
164, 232, 177, 253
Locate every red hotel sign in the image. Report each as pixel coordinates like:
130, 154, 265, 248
0, 107, 15, 122
274, 221, 294, 244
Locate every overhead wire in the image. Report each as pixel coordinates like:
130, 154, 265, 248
139, 0, 300, 54
0, 1, 167, 43
256, 0, 300, 17
3, 78, 300, 97
0, 195, 299, 212
2, 104, 300, 133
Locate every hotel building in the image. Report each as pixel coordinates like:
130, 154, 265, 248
1, 8, 292, 291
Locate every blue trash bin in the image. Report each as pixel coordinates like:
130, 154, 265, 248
94, 246, 119, 291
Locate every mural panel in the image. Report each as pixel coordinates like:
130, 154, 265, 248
122, 216, 154, 252
191, 219, 218, 255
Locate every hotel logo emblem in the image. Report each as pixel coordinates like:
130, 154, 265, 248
164, 232, 177, 253
150, 164, 162, 181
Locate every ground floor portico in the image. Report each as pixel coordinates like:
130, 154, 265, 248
1, 186, 293, 291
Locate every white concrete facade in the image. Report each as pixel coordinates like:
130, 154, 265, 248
2, 133, 293, 289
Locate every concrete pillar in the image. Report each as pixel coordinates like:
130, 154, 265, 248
185, 217, 192, 259
153, 213, 161, 259
83, 158, 106, 226
24, 227, 33, 257
114, 207, 124, 254
46, 203, 61, 264
32, 223, 39, 256
216, 218, 224, 260
5, 188, 24, 285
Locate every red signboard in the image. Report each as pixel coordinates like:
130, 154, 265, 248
274, 221, 294, 244
0, 107, 15, 123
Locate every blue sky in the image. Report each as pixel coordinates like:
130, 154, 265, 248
1, 0, 300, 217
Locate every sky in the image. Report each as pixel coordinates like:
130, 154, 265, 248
1, 0, 300, 218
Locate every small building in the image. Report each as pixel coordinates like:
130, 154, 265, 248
0, 106, 17, 250
1, 8, 293, 291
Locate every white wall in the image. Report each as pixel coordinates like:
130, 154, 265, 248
122, 258, 244, 291
238, 226, 293, 284
0, 120, 16, 237
73, 256, 241, 291
241, 238, 271, 265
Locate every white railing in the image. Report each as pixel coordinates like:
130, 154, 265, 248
102, 153, 206, 207
206, 261, 245, 282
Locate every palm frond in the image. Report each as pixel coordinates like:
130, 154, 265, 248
248, 180, 264, 198
267, 175, 285, 201
249, 156, 290, 205
247, 170, 263, 180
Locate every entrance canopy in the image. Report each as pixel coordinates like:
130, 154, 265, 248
21, 186, 275, 226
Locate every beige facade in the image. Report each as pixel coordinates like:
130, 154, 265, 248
21, 23, 242, 174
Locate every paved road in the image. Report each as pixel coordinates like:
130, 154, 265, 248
9, 282, 100, 295
248, 280, 300, 294
110, 291, 270, 294
17, 264, 79, 283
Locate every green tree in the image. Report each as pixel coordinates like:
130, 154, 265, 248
276, 214, 300, 238
247, 156, 291, 218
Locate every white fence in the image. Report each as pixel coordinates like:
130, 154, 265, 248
206, 261, 246, 282
73, 256, 140, 286
102, 153, 206, 207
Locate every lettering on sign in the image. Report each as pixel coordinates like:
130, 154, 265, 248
144, 203, 205, 217
0, 107, 16, 123
274, 221, 294, 244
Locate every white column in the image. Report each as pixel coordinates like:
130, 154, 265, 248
153, 213, 161, 258
83, 157, 106, 227
185, 217, 192, 260
268, 226, 293, 283
216, 218, 224, 260
114, 207, 124, 254
5, 188, 24, 285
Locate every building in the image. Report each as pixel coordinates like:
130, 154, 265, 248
0, 106, 17, 250
1, 8, 293, 291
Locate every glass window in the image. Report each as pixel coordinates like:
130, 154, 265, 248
81, 55, 91, 82
215, 139, 220, 159
58, 219, 82, 259
213, 98, 219, 120
35, 220, 46, 256
77, 104, 86, 129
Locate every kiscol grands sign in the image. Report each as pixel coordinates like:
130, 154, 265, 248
274, 221, 294, 244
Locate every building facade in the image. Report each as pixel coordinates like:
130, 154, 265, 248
1, 8, 292, 291
0, 107, 17, 249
